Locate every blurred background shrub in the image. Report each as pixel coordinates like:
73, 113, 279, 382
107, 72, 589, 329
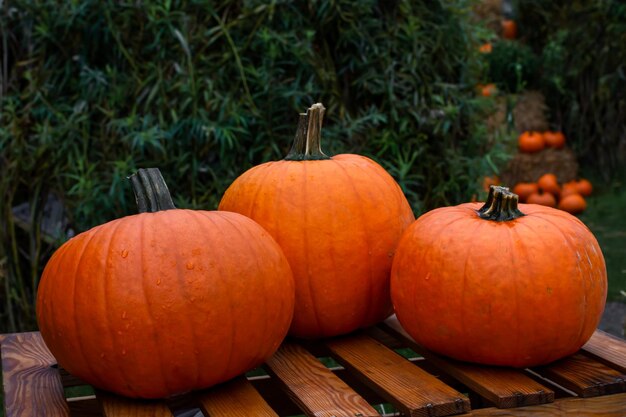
0, 0, 499, 332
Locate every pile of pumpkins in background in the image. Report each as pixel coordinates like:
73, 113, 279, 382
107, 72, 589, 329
513, 130, 593, 214
473, 0, 592, 216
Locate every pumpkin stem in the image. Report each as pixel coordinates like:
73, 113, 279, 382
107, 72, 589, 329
477, 185, 525, 221
284, 103, 331, 161
129, 168, 177, 213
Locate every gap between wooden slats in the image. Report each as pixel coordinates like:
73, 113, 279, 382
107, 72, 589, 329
379, 316, 555, 409
198, 376, 278, 417
326, 333, 470, 417
265, 342, 380, 417
583, 330, 626, 373
468, 392, 626, 416
1, 332, 69, 417
97, 389, 174, 417
533, 353, 626, 398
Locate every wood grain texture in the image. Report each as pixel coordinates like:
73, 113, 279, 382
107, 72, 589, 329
265, 342, 379, 417
98, 390, 174, 417
381, 316, 554, 409
326, 333, 469, 417
198, 376, 278, 417
534, 353, 626, 398
470, 392, 626, 416
1, 332, 69, 417
583, 330, 626, 373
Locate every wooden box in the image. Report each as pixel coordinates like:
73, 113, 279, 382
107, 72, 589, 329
3, 317, 626, 416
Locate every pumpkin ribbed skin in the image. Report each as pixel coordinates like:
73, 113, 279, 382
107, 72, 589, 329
37, 209, 294, 398
391, 190, 606, 367
219, 155, 414, 338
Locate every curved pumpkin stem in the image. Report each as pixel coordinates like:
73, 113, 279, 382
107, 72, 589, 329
284, 103, 331, 161
129, 168, 176, 213
478, 185, 525, 221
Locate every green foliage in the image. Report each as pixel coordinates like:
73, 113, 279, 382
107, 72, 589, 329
516, 0, 626, 177
486, 40, 539, 93
0, 0, 497, 332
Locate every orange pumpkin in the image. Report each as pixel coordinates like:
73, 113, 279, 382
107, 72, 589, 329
518, 131, 545, 153
560, 182, 580, 199
512, 182, 539, 203
479, 43, 493, 53
478, 83, 497, 97
537, 173, 560, 197
391, 185, 607, 367
527, 189, 557, 207
559, 193, 587, 214
567, 178, 593, 197
543, 131, 566, 149
219, 103, 415, 339
501, 19, 517, 39
37, 169, 295, 398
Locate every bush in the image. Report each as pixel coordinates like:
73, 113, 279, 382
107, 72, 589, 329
0, 0, 497, 332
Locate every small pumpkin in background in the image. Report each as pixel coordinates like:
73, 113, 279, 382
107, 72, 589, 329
391, 185, 607, 367
518, 131, 545, 153
537, 173, 560, 197
559, 193, 587, 215
560, 182, 580, 199
219, 103, 415, 339
479, 43, 493, 53
479, 83, 497, 97
543, 131, 566, 149
567, 178, 593, 197
501, 19, 518, 39
37, 169, 295, 398
527, 189, 557, 207
512, 182, 539, 203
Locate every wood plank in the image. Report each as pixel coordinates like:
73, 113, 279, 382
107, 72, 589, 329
380, 316, 554, 408
470, 392, 626, 416
1, 332, 69, 417
98, 390, 174, 417
583, 330, 626, 373
198, 376, 278, 417
534, 353, 626, 398
264, 342, 380, 417
326, 333, 470, 417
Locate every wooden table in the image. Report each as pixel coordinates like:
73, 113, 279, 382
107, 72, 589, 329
3, 316, 626, 416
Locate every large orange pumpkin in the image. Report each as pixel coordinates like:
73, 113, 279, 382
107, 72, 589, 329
36, 169, 295, 398
219, 103, 415, 339
391, 185, 607, 367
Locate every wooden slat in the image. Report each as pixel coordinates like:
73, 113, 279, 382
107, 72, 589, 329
1, 332, 69, 417
534, 353, 626, 398
583, 330, 626, 373
470, 392, 626, 416
98, 390, 174, 417
265, 342, 380, 417
326, 333, 470, 417
381, 316, 554, 408
198, 376, 278, 417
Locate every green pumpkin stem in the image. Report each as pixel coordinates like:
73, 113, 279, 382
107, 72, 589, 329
129, 168, 176, 213
477, 185, 525, 221
284, 103, 331, 161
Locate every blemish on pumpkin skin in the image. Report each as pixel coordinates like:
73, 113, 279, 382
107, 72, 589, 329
186, 262, 195, 270
121, 249, 128, 258
547, 287, 553, 294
